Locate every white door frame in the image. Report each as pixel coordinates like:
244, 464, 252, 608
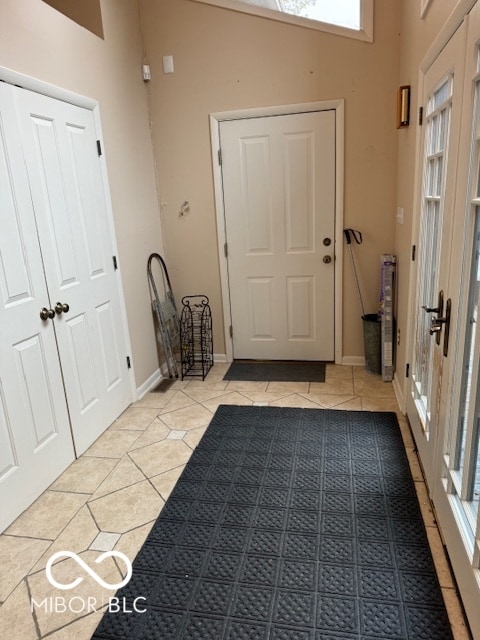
210, 100, 345, 364
0, 65, 136, 402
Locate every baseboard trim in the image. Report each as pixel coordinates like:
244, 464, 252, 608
392, 373, 405, 414
136, 367, 162, 400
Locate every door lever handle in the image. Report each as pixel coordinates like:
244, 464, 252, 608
429, 315, 447, 344
422, 290, 444, 316
443, 298, 452, 357
428, 297, 452, 356
429, 317, 446, 335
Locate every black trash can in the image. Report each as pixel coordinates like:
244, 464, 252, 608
362, 314, 381, 374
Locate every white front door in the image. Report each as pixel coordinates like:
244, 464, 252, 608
0, 83, 75, 532
14, 87, 131, 455
220, 111, 336, 360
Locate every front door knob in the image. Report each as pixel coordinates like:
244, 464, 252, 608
323, 255, 332, 264
40, 307, 55, 321
55, 302, 70, 315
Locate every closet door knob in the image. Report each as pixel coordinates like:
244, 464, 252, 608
55, 302, 70, 315
40, 307, 55, 320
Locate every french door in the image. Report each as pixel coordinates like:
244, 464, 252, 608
408, 8, 480, 636
407, 24, 465, 488
429, 6, 480, 635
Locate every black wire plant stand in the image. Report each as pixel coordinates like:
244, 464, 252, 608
180, 295, 213, 381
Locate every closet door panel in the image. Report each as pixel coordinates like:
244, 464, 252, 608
0, 83, 75, 533
15, 87, 131, 455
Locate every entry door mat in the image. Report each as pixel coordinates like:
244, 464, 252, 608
223, 360, 326, 383
92, 405, 453, 640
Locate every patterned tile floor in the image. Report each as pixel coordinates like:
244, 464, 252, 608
0, 364, 471, 639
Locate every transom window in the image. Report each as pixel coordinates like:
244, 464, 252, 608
191, 0, 373, 42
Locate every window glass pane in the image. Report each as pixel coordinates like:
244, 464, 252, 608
429, 114, 438, 154
471, 425, 480, 518
192, 0, 372, 39
456, 209, 480, 486
439, 109, 447, 150
433, 80, 450, 111
427, 159, 435, 196
240, 0, 360, 29
435, 157, 443, 197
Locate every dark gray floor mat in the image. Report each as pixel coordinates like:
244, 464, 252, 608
92, 405, 453, 640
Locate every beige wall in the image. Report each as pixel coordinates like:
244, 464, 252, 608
42, 0, 104, 37
3, 0, 442, 390
0, 0, 164, 389
139, 0, 401, 360
394, 0, 470, 403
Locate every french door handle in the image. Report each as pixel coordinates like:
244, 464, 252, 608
422, 290, 444, 315
428, 298, 452, 356
429, 315, 446, 335
443, 298, 451, 357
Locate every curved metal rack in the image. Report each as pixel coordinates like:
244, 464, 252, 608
180, 295, 213, 380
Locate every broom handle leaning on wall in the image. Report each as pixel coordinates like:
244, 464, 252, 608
344, 228, 366, 318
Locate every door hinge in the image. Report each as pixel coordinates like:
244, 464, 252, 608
224, 242, 228, 258
229, 325, 233, 338
96, 140, 102, 156
411, 245, 416, 261
126, 356, 131, 369
113, 255, 118, 270
418, 107, 423, 126
218, 149, 222, 165
406, 363, 410, 378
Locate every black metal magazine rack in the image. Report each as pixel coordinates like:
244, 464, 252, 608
180, 295, 213, 380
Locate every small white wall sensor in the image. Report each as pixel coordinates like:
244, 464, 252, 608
163, 55, 174, 74
142, 64, 151, 81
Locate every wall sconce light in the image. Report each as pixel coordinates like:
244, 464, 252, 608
397, 85, 411, 128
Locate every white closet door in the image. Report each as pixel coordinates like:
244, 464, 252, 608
0, 83, 75, 532
14, 87, 132, 455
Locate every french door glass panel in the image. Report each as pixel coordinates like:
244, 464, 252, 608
412, 77, 453, 433
443, 69, 480, 544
